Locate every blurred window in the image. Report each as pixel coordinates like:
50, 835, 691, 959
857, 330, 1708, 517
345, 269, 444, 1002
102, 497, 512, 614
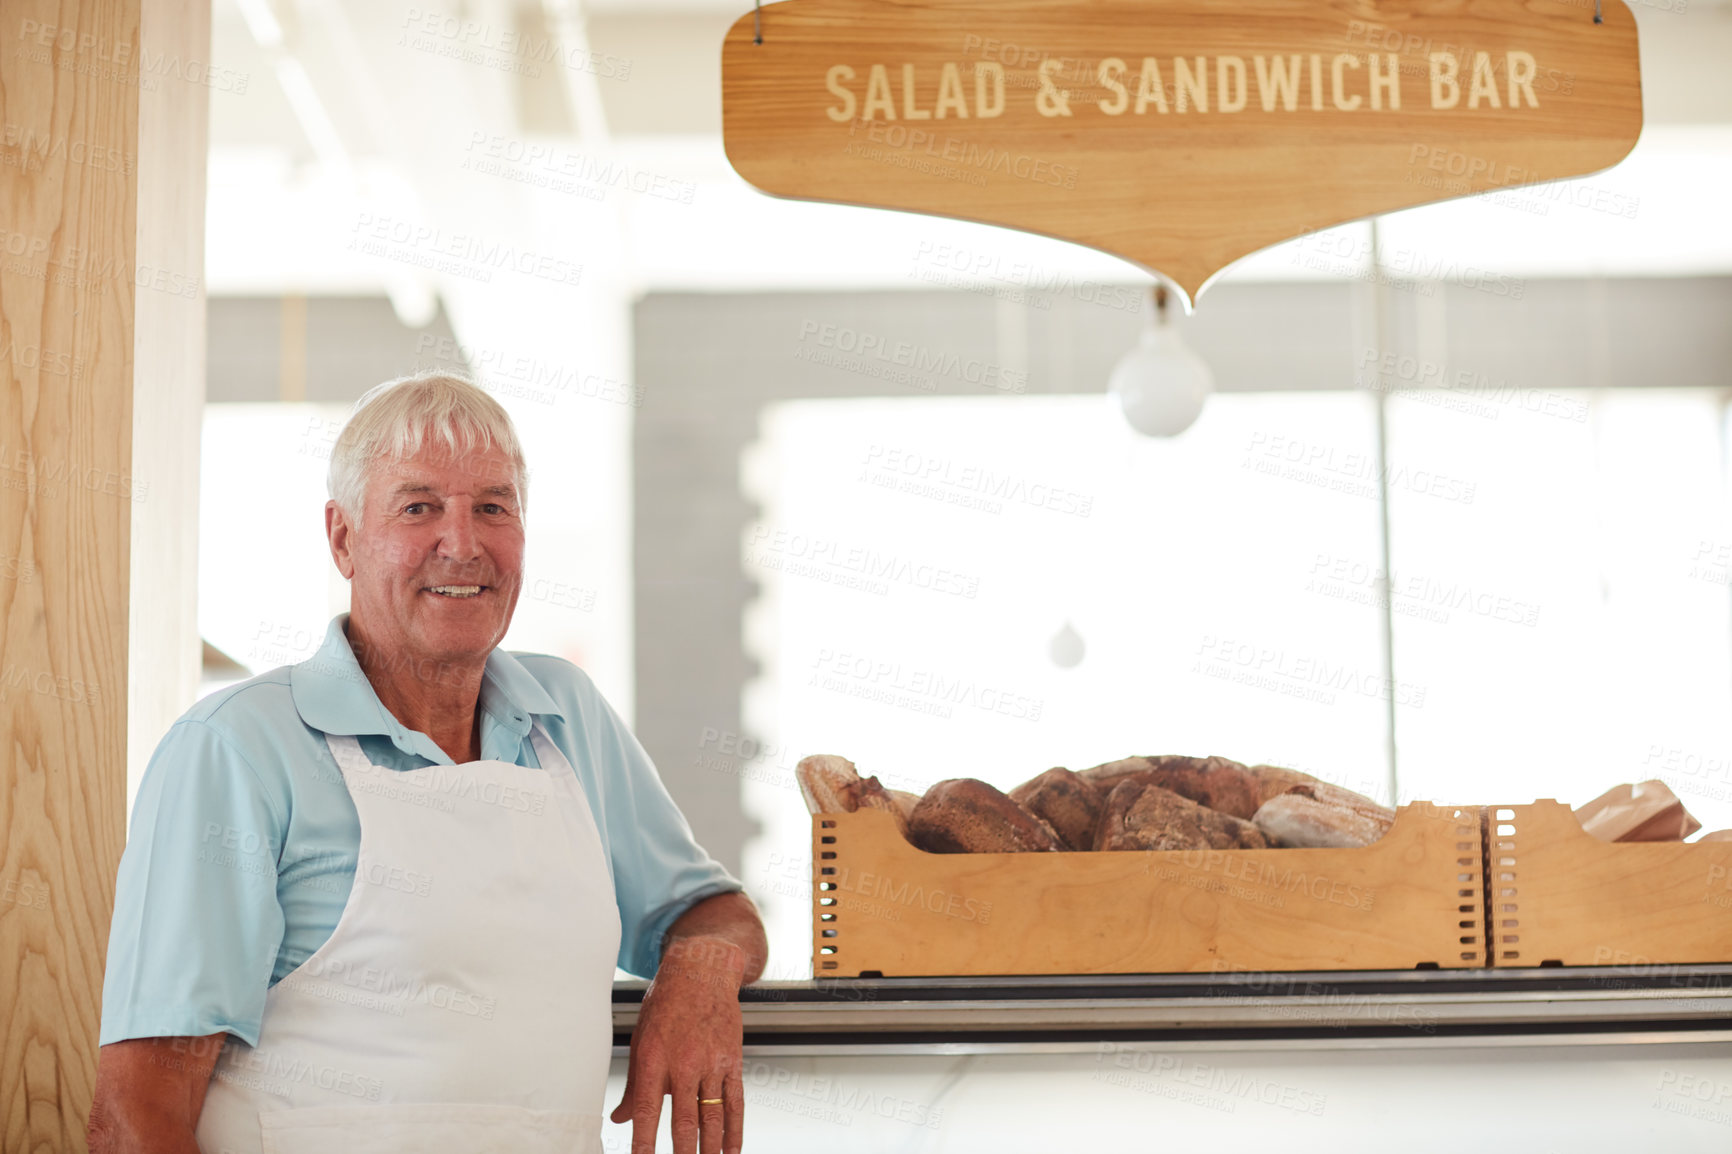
737, 390, 1732, 965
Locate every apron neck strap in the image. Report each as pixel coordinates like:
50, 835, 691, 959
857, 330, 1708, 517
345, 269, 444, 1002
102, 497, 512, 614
323, 731, 372, 775
526, 721, 572, 776
322, 721, 572, 775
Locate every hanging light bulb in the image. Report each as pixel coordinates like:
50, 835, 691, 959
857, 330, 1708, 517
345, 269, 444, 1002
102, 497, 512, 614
1108, 284, 1212, 437
385, 275, 439, 330
1048, 620, 1085, 668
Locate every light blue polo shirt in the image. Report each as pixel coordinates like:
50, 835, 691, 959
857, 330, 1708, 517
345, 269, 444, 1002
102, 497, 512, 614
99, 613, 741, 1047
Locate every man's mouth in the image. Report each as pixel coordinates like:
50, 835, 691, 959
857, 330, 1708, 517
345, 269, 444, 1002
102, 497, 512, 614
427, 585, 487, 599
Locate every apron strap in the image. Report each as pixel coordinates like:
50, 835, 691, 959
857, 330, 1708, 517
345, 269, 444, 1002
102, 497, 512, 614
323, 721, 571, 778
527, 722, 573, 777
323, 731, 373, 776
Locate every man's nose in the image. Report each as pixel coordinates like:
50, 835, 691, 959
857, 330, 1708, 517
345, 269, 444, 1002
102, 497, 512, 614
435, 507, 483, 562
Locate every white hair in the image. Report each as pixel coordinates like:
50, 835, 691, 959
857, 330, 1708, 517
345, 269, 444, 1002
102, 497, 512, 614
327, 373, 528, 529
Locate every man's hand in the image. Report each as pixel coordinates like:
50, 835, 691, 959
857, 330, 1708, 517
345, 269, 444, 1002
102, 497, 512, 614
88, 1033, 227, 1153
611, 892, 767, 1154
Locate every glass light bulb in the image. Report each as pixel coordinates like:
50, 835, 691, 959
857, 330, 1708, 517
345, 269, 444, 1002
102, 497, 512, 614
386, 278, 439, 330
1108, 325, 1213, 437
1049, 620, 1085, 668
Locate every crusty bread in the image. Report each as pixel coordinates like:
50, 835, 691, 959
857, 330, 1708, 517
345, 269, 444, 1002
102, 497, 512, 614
884, 789, 920, 822
796, 754, 861, 814
795, 754, 915, 841
1249, 765, 1393, 824
854, 775, 912, 840
1077, 756, 1163, 794
1252, 787, 1392, 848
909, 778, 1063, 854
1009, 768, 1106, 851
1576, 780, 1702, 842
1246, 764, 1324, 808
1095, 780, 1270, 852
1081, 755, 1263, 820
1140, 756, 1262, 820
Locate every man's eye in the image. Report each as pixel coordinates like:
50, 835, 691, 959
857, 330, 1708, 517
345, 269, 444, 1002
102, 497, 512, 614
404, 502, 429, 515
479, 503, 506, 515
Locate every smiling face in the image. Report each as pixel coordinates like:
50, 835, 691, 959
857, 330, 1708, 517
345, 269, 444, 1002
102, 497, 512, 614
327, 442, 526, 673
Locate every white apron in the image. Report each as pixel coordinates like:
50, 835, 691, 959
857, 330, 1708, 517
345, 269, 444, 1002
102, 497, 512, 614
196, 724, 621, 1154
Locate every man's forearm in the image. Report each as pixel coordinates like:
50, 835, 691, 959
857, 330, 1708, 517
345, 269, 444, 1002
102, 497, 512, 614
88, 1105, 203, 1154
88, 1035, 225, 1154
659, 891, 768, 987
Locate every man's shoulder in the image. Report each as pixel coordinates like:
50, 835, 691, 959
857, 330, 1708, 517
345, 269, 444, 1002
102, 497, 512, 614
179, 665, 295, 718
169, 666, 303, 749
505, 650, 601, 705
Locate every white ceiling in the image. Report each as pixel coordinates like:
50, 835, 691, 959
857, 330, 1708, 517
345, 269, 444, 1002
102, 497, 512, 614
205, 0, 1732, 297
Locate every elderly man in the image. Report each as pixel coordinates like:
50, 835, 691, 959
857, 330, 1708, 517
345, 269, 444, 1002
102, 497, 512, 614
89, 374, 765, 1154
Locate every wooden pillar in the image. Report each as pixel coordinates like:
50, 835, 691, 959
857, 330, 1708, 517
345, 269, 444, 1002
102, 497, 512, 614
129, 0, 208, 800
0, 0, 208, 1148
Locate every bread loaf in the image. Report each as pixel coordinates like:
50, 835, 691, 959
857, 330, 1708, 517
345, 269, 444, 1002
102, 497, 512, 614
909, 779, 1063, 854
1309, 784, 1393, 825
884, 789, 921, 823
1252, 787, 1392, 848
1576, 780, 1702, 842
1249, 764, 1393, 825
795, 754, 917, 841
1009, 768, 1106, 851
796, 754, 862, 814
1078, 756, 1162, 794
854, 776, 912, 841
1139, 756, 1262, 820
1095, 780, 1270, 852
1247, 764, 1324, 807
1080, 756, 1262, 820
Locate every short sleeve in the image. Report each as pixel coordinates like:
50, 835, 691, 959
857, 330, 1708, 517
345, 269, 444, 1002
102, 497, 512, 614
573, 681, 743, 978
99, 720, 288, 1046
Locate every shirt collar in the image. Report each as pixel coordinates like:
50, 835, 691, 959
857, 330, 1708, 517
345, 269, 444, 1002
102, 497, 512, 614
290, 613, 565, 762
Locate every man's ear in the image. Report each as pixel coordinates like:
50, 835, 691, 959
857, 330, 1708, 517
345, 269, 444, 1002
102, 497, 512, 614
326, 500, 357, 580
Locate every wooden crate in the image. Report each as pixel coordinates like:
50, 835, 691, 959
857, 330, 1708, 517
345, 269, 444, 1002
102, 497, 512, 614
1488, 800, 1732, 967
813, 803, 1486, 977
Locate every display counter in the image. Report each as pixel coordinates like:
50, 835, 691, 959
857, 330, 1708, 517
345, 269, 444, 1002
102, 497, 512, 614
614, 966, 1732, 1054
606, 968, 1732, 1152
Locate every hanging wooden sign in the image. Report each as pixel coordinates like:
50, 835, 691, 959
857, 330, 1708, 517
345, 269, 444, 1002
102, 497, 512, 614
721, 0, 1643, 304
